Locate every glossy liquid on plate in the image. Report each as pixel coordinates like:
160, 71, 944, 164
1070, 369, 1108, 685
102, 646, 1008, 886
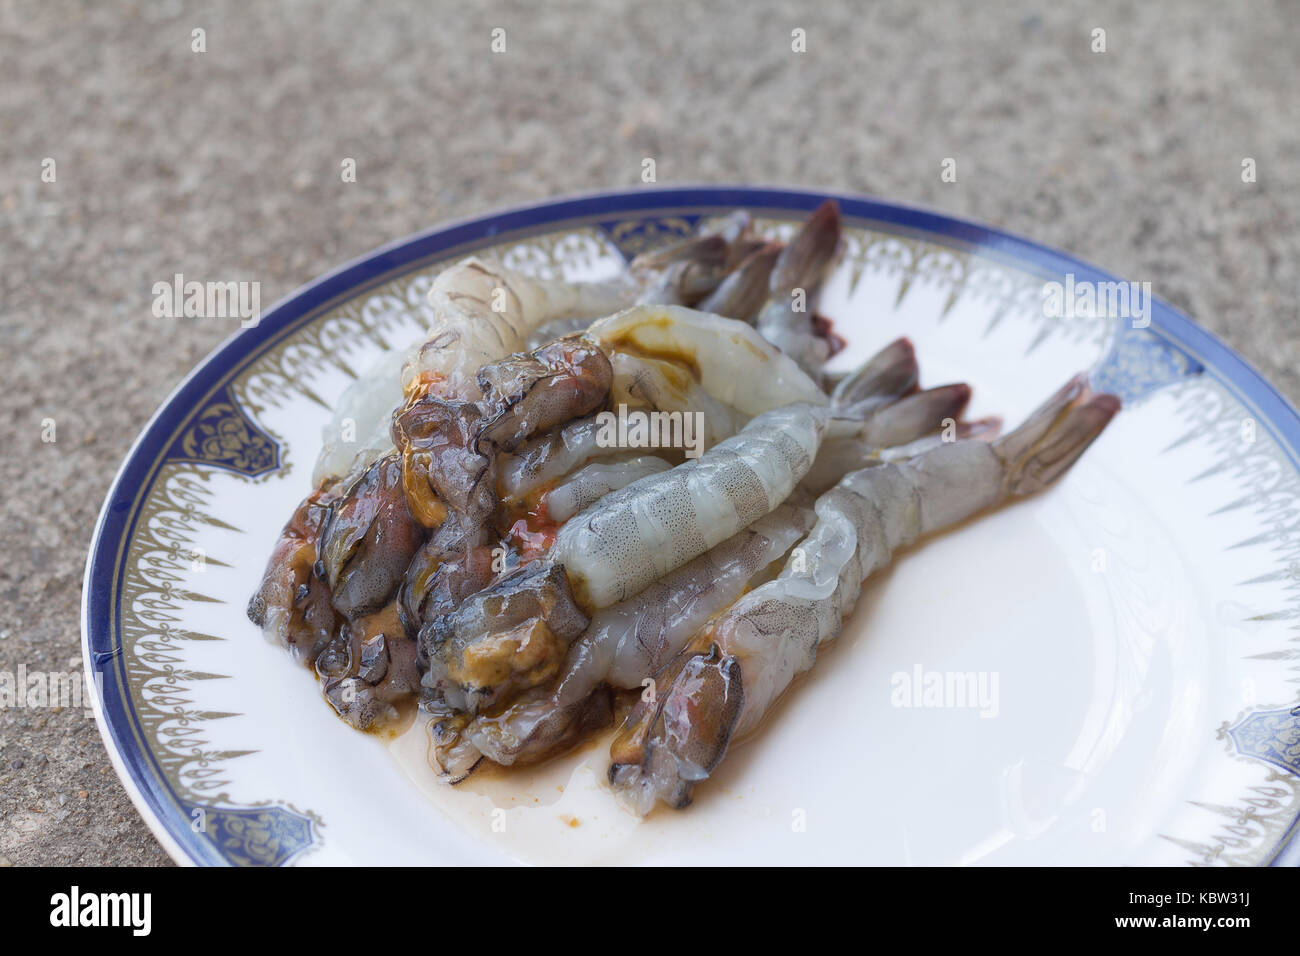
385, 703, 775, 865
388, 713, 642, 864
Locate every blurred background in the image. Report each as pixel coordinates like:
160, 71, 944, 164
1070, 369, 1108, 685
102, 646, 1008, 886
1, 0, 1297, 864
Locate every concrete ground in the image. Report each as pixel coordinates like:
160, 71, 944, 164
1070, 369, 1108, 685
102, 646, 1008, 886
1, 0, 1297, 865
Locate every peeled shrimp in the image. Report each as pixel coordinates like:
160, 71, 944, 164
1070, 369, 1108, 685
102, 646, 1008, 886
497, 416, 610, 504
438, 387, 979, 776
251, 334, 617, 730
543, 455, 674, 523
586, 306, 828, 417
550, 401, 829, 609
608, 375, 1121, 814
420, 400, 830, 719
497, 305, 831, 504
430, 343, 954, 773
315, 222, 756, 485
434, 502, 817, 778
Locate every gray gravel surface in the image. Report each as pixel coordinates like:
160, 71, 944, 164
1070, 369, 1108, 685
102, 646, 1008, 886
1, 0, 1296, 865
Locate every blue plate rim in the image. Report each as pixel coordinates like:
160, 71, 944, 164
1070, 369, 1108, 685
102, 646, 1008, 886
81, 184, 1300, 866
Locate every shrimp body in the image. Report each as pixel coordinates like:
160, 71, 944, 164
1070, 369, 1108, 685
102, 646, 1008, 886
609, 376, 1121, 813
497, 416, 608, 503
586, 306, 827, 417
550, 401, 829, 609
458, 502, 817, 772
428, 337, 943, 772
543, 455, 674, 523
314, 244, 769, 486
402, 259, 635, 403
312, 348, 410, 487
497, 305, 831, 503
441, 390, 974, 775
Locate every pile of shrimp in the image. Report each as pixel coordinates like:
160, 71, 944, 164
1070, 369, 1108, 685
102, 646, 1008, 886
249, 202, 1121, 816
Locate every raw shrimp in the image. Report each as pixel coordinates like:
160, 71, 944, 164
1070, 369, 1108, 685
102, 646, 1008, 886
406, 260, 629, 400
543, 455, 673, 523
497, 305, 834, 504
314, 221, 756, 486
437, 386, 978, 776
607, 375, 1120, 813
250, 334, 616, 730
430, 354, 961, 772
829, 336, 921, 413
313, 261, 634, 485
316, 454, 425, 621
433, 502, 817, 778
804, 415, 1001, 495
523, 222, 751, 346
497, 416, 610, 504
586, 306, 829, 416
424, 562, 591, 717
754, 201, 843, 380
313, 348, 411, 488
246, 485, 343, 662
550, 401, 829, 609
696, 243, 782, 322
420, 401, 831, 717
396, 337, 614, 625
316, 602, 423, 731
629, 235, 729, 305
262, 203, 1057, 770
548, 355, 968, 611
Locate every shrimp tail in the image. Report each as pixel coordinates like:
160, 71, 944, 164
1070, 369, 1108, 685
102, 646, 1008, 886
876, 415, 1002, 463
754, 200, 844, 378
853, 382, 971, 447
629, 234, 727, 276
830, 337, 918, 408
632, 236, 729, 306
696, 243, 782, 323
806, 383, 976, 494
993, 375, 1122, 497
769, 200, 842, 298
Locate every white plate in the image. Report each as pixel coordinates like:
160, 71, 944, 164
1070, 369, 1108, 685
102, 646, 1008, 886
83, 187, 1300, 865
